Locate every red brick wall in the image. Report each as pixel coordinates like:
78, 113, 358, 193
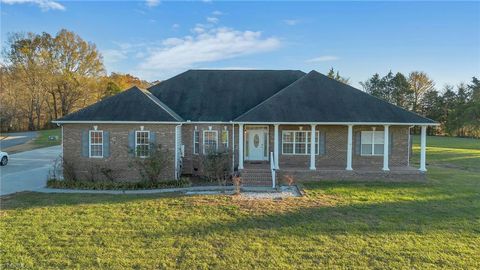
63, 124, 176, 182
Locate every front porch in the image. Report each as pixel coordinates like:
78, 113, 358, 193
237, 123, 430, 185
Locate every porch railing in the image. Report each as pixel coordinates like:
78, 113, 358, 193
270, 151, 276, 188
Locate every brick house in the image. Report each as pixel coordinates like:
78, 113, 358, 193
54, 70, 438, 185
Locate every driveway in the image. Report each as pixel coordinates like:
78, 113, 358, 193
0, 131, 38, 149
0, 145, 61, 196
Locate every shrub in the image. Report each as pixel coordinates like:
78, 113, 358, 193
130, 143, 171, 183
283, 175, 295, 186
232, 174, 242, 195
201, 150, 231, 186
47, 155, 77, 181
47, 177, 191, 190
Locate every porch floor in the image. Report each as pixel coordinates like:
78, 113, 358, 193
242, 164, 420, 173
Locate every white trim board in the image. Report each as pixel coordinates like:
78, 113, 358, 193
53, 120, 438, 126
53, 121, 182, 124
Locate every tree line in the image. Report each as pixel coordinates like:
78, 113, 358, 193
1, 29, 478, 138
0, 29, 150, 132
327, 68, 479, 138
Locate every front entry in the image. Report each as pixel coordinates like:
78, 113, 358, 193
245, 126, 268, 161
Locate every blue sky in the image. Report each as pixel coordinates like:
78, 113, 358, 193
1, 1, 479, 89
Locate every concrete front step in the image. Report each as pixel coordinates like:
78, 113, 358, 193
242, 180, 273, 187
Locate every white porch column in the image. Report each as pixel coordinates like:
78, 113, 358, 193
346, 125, 353, 171
274, 124, 279, 169
419, 125, 427, 172
383, 125, 390, 171
309, 124, 316, 170
238, 123, 244, 170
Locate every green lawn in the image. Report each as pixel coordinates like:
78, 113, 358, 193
33, 128, 62, 147
412, 135, 480, 171
1, 136, 479, 269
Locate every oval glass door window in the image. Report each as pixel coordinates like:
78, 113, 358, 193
253, 134, 259, 148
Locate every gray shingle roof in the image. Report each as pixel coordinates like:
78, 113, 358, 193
148, 69, 306, 121
235, 71, 436, 124
56, 86, 182, 122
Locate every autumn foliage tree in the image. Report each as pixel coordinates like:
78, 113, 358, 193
1, 29, 151, 132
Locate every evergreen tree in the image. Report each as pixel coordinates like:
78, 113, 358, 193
360, 73, 382, 97
326, 68, 350, 84
391, 72, 412, 109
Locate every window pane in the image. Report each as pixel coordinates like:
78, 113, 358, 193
91, 145, 102, 157
295, 143, 306, 154
361, 131, 372, 144
283, 132, 293, 143
204, 131, 218, 153
374, 144, 384, 155
194, 142, 199, 153
361, 144, 372, 155
264, 133, 268, 157
296, 132, 306, 143
283, 143, 293, 154
221, 130, 228, 148
374, 131, 384, 144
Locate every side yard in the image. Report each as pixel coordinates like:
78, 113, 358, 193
0, 136, 479, 269
1, 129, 61, 154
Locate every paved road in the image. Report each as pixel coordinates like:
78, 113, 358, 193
0, 131, 38, 149
0, 145, 61, 196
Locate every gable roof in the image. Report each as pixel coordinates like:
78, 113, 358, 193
55, 86, 183, 122
235, 71, 436, 124
148, 69, 306, 121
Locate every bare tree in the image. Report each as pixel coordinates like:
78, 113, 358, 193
408, 71, 435, 114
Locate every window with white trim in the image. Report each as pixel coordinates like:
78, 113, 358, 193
135, 131, 150, 158
221, 129, 228, 149
193, 130, 199, 155
361, 131, 384, 156
203, 130, 218, 154
89, 130, 103, 158
282, 130, 319, 155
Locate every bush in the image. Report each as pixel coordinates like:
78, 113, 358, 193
46, 177, 191, 190
201, 150, 231, 186
130, 143, 171, 184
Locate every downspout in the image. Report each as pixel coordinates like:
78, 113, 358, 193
175, 123, 183, 180
231, 121, 235, 173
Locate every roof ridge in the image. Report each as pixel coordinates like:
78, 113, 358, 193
234, 71, 311, 121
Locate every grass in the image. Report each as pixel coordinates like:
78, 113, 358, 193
1, 136, 479, 269
2, 128, 61, 153
412, 135, 480, 171
32, 128, 62, 147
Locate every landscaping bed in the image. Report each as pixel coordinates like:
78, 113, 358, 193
46, 178, 191, 190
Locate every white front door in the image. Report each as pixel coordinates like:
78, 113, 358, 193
247, 129, 265, 160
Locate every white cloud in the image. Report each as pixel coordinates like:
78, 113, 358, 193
145, 0, 159, 7
212, 10, 223, 16
305, 56, 339, 63
139, 27, 280, 72
0, 0, 65, 11
102, 49, 127, 64
284, 19, 299, 26
206, 17, 219, 24
172, 23, 180, 29
102, 23, 280, 80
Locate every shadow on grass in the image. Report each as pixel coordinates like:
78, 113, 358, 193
0, 191, 187, 210
172, 194, 479, 235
